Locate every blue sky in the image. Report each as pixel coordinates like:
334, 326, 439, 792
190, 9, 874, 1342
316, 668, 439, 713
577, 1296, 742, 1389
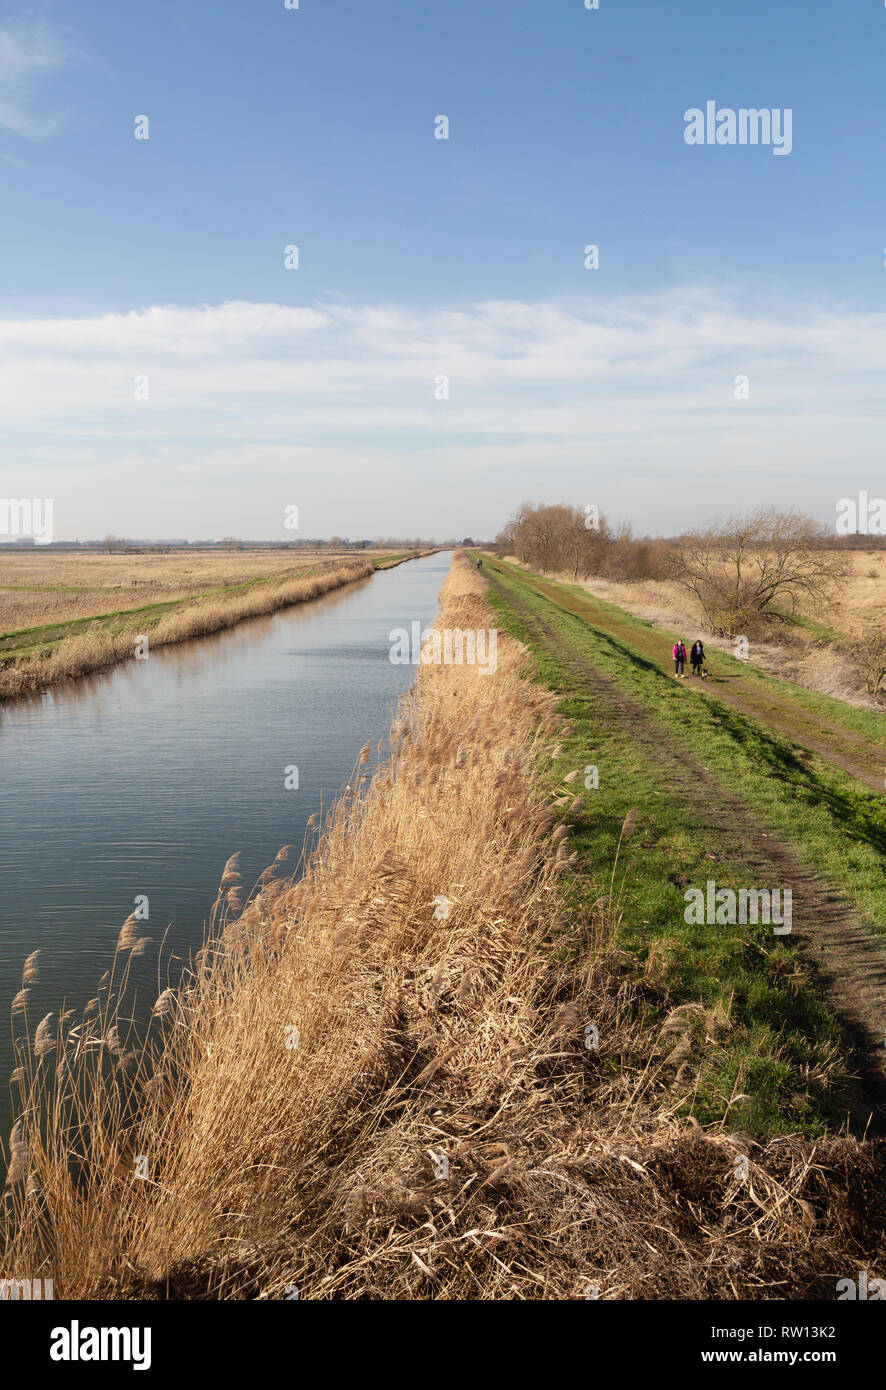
2, 0, 885, 540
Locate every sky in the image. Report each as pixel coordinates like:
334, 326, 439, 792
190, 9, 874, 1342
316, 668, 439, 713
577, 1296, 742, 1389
1, 0, 885, 541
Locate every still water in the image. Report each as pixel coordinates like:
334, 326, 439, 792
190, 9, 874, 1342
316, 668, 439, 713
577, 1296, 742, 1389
0, 550, 452, 1146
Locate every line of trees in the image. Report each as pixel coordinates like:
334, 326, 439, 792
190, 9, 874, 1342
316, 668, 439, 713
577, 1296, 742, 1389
495, 502, 671, 583
96, 535, 450, 554
495, 502, 850, 638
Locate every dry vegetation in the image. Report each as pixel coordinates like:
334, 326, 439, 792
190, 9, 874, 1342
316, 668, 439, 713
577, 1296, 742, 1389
2, 551, 883, 1299
0, 553, 389, 701
829, 550, 886, 630
0, 549, 370, 632
669, 510, 847, 637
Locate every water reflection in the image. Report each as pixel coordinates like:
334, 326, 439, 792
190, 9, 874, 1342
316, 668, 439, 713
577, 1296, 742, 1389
0, 551, 451, 1144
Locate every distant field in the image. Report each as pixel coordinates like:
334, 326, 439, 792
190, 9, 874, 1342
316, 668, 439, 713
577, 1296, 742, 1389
0, 547, 414, 698
830, 549, 886, 629
0, 549, 393, 638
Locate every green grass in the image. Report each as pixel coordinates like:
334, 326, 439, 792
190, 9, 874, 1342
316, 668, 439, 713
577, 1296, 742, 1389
481, 557, 886, 1139
770, 604, 845, 645
512, 562, 886, 746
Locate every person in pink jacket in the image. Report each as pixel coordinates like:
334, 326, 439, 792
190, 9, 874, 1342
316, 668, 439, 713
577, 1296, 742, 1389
673, 640, 686, 677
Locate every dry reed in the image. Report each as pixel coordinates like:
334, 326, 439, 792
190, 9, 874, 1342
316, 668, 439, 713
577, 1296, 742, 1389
1, 551, 883, 1299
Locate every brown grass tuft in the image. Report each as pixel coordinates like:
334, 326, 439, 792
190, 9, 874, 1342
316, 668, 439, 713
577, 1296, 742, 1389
21, 951, 40, 986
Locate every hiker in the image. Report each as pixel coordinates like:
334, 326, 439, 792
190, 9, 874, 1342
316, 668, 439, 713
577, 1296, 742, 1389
673, 639, 686, 677
690, 639, 705, 676
476, 556, 482, 569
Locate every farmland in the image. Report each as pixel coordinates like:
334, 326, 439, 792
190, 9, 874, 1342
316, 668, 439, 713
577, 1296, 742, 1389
0, 547, 417, 699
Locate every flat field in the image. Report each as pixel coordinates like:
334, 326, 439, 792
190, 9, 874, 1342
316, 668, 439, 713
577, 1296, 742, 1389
0, 548, 394, 642
0, 547, 410, 698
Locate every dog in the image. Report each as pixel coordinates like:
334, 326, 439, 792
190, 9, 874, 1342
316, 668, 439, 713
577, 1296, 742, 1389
700, 665, 709, 681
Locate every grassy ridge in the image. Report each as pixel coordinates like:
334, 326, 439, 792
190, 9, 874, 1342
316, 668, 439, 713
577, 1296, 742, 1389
481, 556, 886, 1138
486, 559, 886, 926
504, 561, 886, 748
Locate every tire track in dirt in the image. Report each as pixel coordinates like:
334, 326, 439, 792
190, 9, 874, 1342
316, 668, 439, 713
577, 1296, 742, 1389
488, 562, 886, 1116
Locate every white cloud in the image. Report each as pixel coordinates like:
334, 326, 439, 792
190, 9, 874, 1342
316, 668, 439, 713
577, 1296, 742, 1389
0, 22, 69, 140
2, 289, 884, 537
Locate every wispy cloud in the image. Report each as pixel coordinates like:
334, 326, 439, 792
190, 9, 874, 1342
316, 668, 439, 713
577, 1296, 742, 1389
2, 289, 884, 419
2, 289, 883, 536
0, 22, 69, 140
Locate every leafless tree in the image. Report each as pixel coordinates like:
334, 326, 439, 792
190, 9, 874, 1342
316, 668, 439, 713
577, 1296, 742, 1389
671, 508, 848, 636
854, 627, 886, 701
497, 501, 612, 576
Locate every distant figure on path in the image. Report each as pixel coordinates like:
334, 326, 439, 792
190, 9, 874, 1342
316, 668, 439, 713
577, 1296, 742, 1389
476, 556, 482, 569
690, 639, 705, 676
673, 639, 686, 677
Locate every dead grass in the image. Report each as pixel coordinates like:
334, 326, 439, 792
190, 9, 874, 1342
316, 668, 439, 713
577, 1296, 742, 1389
2, 551, 883, 1299
830, 550, 886, 630
0, 548, 395, 630
0, 558, 377, 701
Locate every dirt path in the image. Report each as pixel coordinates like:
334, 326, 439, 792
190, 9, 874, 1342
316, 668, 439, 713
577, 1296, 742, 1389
488, 561, 886, 1114
499, 564, 886, 795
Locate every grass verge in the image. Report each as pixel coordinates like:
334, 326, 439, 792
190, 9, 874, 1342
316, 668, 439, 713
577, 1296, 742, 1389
481, 556, 886, 1138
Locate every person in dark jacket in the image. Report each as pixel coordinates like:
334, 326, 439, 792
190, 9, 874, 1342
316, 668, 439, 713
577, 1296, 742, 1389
673, 640, 686, 676
690, 639, 705, 676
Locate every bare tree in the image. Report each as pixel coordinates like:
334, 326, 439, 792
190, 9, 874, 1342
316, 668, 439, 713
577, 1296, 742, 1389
671, 508, 847, 636
498, 501, 612, 577
854, 627, 886, 701
498, 501, 537, 562
560, 505, 611, 580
